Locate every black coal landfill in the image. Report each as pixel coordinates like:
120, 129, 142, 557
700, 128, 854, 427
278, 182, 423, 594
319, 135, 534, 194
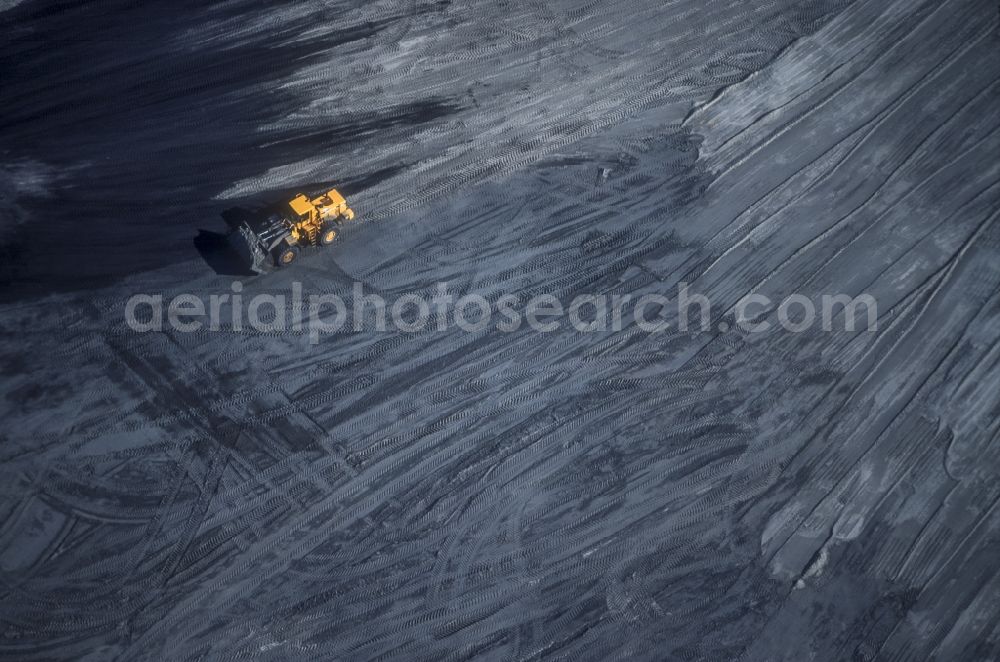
1, 1, 998, 660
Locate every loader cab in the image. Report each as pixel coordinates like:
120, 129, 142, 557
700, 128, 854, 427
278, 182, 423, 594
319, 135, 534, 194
287, 194, 318, 224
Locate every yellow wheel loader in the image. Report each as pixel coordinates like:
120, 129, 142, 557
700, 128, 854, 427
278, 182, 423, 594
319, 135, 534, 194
227, 189, 355, 272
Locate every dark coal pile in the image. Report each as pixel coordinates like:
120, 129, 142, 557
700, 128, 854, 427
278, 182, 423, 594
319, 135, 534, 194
1, 0, 998, 660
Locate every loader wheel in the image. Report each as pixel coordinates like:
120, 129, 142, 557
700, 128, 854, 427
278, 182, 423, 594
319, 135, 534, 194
320, 225, 338, 246
275, 245, 299, 267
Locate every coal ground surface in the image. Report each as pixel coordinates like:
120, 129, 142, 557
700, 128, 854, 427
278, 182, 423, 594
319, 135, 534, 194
1, 0, 999, 660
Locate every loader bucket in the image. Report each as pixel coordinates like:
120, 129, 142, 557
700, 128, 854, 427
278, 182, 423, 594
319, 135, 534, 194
223, 209, 289, 274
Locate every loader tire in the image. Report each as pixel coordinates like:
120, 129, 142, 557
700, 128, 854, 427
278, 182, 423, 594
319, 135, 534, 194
275, 244, 299, 267
320, 224, 339, 246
